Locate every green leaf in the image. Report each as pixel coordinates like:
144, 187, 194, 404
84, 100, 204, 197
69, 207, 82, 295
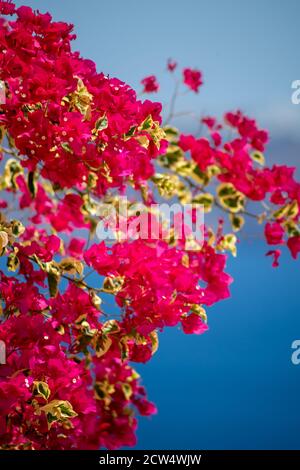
47, 271, 59, 297
166, 144, 184, 163
47, 414, 57, 425
102, 276, 124, 294
163, 125, 179, 143
7, 252, 19, 272
61, 142, 73, 154
119, 337, 129, 361
95, 334, 112, 358
58, 403, 77, 418
140, 114, 153, 131
39, 400, 78, 427
124, 125, 137, 140
102, 320, 120, 335
58, 257, 84, 276
0, 231, 9, 251
121, 383, 133, 400
218, 233, 237, 257
273, 200, 299, 220
229, 213, 245, 232
2, 158, 23, 190
150, 330, 159, 355
251, 151, 265, 166
94, 380, 115, 406
191, 166, 210, 186
192, 193, 214, 213
28, 171, 36, 198
217, 183, 245, 213
94, 114, 108, 132
11, 220, 25, 237
190, 304, 207, 322
283, 220, 300, 236
33, 381, 51, 401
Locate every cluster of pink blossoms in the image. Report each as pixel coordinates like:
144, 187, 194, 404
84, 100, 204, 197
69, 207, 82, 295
0, 2, 299, 450
141, 61, 203, 94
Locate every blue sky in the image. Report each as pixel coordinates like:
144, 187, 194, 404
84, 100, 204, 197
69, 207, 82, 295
11, 0, 300, 449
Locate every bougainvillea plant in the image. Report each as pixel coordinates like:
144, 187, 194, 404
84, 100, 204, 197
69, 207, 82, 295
0, 2, 299, 450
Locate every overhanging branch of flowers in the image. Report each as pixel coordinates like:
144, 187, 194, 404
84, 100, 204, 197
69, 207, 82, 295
0, 2, 299, 450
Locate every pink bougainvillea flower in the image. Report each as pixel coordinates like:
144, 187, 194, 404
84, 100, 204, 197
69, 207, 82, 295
0, 0, 15, 15
287, 236, 300, 259
84, 242, 120, 275
264, 222, 285, 246
179, 134, 214, 171
141, 75, 159, 93
67, 238, 86, 258
224, 110, 269, 151
202, 116, 218, 129
133, 398, 157, 416
181, 313, 208, 334
183, 68, 203, 93
266, 249, 281, 268
167, 58, 177, 72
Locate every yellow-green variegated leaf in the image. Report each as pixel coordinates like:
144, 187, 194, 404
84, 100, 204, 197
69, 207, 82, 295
283, 220, 300, 237
192, 193, 214, 213
163, 125, 179, 143
191, 166, 210, 186
95, 334, 112, 358
0, 231, 9, 251
217, 183, 245, 213
58, 257, 84, 276
152, 173, 180, 198
7, 251, 19, 271
38, 400, 78, 428
102, 320, 120, 335
251, 151, 265, 166
94, 380, 115, 406
190, 304, 207, 322
229, 213, 245, 232
139, 114, 153, 131
273, 200, 299, 220
1, 159, 23, 190
94, 114, 108, 133
217, 233, 237, 257
102, 276, 125, 294
32, 381, 51, 401
150, 330, 159, 355
121, 383, 133, 401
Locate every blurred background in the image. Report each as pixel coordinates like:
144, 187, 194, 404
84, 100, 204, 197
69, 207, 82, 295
13, 0, 300, 449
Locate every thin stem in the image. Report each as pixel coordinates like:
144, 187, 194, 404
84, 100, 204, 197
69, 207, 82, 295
27, 255, 108, 294
0, 146, 21, 159
165, 80, 180, 124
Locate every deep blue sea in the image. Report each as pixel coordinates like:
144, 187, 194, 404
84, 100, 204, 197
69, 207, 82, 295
132, 241, 300, 449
